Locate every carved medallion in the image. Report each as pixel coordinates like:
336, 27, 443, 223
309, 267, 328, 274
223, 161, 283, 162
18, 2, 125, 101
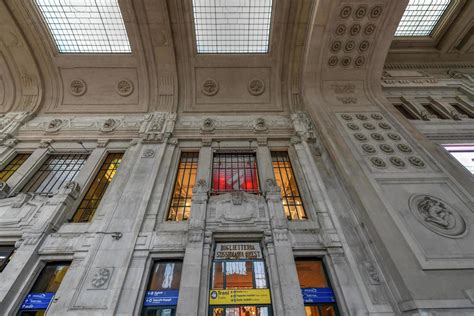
328, 56, 338, 67
69, 79, 87, 96
355, 114, 368, 121
116, 79, 134, 97
91, 268, 112, 288
100, 118, 118, 133
359, 40, 370, 52
142, 149, 155, 158
248, 79, 265, 96
331, 41, 342, 52
370, 133, 384, 141
378, 122, 391, 130
362, 123, 375, 130
201, 118, 216, 133
354, 56, 365, 67
408, 156, 425, 168
364, 24, 376, 36
340, 6, 352, 18
397, 143, 412, 153
347, 123, 359, 130
350, 24, 361, 35
370, 6, 383, 19
361, 144, 376, 154
344, 41, 356, 52
370, 157, 386, 168
46, 119, 63, 133
387, 133, 401, 141
409, 194, 467, 238
389, 156, 406, 168
354, 133, 368, 142
202, 79, 219, 96
379, 144, 394, 154
341, 113, 353, 121
341, 56, 352, 67
371, 113, 383, 120
354, 6, 367, 19
335, 24, 346, 35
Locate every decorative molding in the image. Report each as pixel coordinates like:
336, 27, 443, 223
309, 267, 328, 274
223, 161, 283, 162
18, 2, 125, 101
45, 119, 63, 133
142, 149, 155, 158
409, 194, 467, 238
100, 118, 118, 133
253, 118, 267, 132
384, 63, 474, 70
200, 118, 216, 133
0, 182, 10, 198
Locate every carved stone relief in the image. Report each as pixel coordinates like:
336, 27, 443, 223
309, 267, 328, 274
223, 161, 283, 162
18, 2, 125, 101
100, 118, 118, 133
69, 79, 87, 96
327, 3, 384, 68
142, 149, 155, 158
248, 79, 265, 96
89, 267, 114, 289
45, 119, 63, 133
338, 112, 429, 172
201, 79, 219, 96
116, 79, 134, 97
409, 194, 467, 238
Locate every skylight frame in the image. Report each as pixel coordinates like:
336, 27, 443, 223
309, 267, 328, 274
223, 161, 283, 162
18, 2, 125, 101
192, 0, 273, 54
395, 0, 452, 37
34, 0, 132, 54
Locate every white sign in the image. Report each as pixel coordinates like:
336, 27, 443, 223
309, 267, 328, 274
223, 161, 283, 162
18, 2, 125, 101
215, 243, 262, 260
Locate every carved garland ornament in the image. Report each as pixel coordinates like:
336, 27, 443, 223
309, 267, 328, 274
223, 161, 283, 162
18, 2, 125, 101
409, 194, 467, 238
91, 268, 112, 288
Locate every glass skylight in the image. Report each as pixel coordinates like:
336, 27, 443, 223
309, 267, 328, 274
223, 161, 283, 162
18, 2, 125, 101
395, 0, 451, 37
192, 0, 272, 54
35, 0, 131, 54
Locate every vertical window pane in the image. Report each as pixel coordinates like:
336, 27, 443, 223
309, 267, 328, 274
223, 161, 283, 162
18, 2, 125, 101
253, 261, 267, 288
212, 153, 259, 194
296, 260, 328, 288
148, 262, 182, 291
72, 153, 123, 223
271, 152, 307, 220
168, 153, 199, 221
0, 154, 31, 182
225, 261, 254, 289
21, 154, 88, 194
212, 262, 224, 289
0, 245, 15, 272
443, 144, 474, 174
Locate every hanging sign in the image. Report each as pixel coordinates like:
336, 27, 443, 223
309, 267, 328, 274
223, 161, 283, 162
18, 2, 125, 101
214, 243, 262, 260
209, 289, 271, 305
301, 288, 336, 304
20, 292, 55, 310
144, 290, 179, 306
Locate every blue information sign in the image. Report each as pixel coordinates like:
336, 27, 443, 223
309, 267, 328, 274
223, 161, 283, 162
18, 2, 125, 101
20, 292, 55, 310
144, 290, 179, 307
301, 288, 336, 304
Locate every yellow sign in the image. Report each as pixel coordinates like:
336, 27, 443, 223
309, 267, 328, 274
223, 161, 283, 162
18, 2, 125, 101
209, 289, 271, 305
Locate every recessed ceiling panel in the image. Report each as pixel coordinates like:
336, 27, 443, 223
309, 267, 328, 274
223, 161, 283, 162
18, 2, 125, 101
395, 0, 451, 37
192, 0, 272, 54
35, 0, 131, 54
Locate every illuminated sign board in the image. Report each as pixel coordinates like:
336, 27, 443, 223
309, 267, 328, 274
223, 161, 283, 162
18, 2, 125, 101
301, 288, 336, 304
215, 243, 262, 260
20, 292, 54, 310
144, 290, 179, 306
209, 289, 271, 305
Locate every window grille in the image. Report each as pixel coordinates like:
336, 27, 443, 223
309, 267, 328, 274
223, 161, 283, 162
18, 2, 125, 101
0, 154, 30, 182
21, 154, 88, 194
168, 152, 199, 221
34, 0, 131, 53
72, 153, 123, 223
212, 152, 260, 194
271, 151, 307, 220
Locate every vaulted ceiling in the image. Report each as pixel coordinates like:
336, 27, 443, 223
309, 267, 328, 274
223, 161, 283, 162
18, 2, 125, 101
0, 0, 472, 115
